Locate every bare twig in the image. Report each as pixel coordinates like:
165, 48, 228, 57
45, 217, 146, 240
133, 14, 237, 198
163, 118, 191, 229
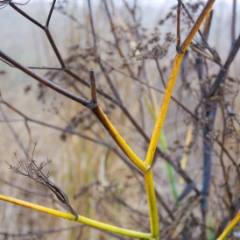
102, 0, 134, 75
89, 69, 98, 103
0, 105, 25, 152
231, 0, 236, 45
0, 50, 94, 108
87, 0, 97, 52
176, 0, 182, 48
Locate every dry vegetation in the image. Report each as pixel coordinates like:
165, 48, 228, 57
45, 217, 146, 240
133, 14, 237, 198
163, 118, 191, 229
0, 0, 240, 239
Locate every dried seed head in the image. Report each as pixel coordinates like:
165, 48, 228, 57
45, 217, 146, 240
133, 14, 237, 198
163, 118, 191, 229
165, 32, 175, 43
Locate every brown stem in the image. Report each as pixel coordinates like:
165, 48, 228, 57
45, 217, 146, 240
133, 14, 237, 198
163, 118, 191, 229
0, 50, 93, 108
0, 105, 25, 152
45, 28, 65, 68
46, 0, 56, 27
231, 0, 236, 45
155, 59, 166, 88
176, 0, 181, 47
89, 69, 97, 103
87, 0, 97, 52
103, 0, 134, 76
219, 108, 234, 217
9, 3, 44, 29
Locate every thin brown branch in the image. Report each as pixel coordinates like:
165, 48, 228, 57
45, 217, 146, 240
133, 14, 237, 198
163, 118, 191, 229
103, 0, 134, 75
0, 105, 25, 152
0, 50, 93, 108
155, 59, 166, 88
28, 66, 63, 70
46, 0, 56, 27
176, 0, 181, 47
89, 69, 97, 103
45, 29, 65, 68
9, 3, 45, 29
87, 0, 97, 52
219, 108, 234, 217
231, 0, 236, 45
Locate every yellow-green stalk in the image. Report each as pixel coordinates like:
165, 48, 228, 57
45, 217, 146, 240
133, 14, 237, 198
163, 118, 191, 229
0, 194, 151, 239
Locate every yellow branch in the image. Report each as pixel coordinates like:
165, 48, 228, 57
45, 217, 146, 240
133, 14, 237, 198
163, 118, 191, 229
181, 0, 216, 52
145, 53, 183, 166
0, 194, 151, 239
143, 2, 216, 239
144, 170, 159, 239
217, 211, 240, 240
145, 0, 216, 167
93, 106, 149, 172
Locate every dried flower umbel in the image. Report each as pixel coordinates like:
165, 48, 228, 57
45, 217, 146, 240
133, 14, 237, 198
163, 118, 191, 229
6, 143, 78, 220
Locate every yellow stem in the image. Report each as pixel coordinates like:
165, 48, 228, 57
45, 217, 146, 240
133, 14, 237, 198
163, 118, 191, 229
92, 106, 149, 172
145, 53, 184, 166
144, 170, 159, 239
0, 194, 151, 239
145, 0, 215, 167
217, 211, 240, 240
181, 0, 216, 52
